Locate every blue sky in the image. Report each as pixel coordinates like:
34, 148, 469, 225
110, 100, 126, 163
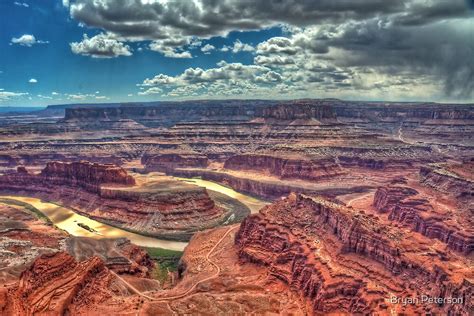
1, 0, 473, 106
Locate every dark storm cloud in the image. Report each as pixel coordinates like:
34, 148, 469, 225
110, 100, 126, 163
312, 18, 474, 97
68, 0, 411, 40
66, 0, 473, 99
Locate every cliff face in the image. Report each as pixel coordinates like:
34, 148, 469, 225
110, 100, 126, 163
373, 185, 473, 254
235, 193, 472, 315
0, 162, 227, 240
420, 164, 474, 198
142, 153, 208, 172
224, 155, 344, 181
41, 161, 135, 192
223, 154, 419, 182
63, 99, 473, 123
63, 100, 337, 122
66, 237, 154, 277
3, 252, 112, 316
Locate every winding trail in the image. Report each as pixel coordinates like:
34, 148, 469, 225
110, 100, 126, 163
346, 192, 373, 207
110, 225, 238, 303
152, 225, 238, 302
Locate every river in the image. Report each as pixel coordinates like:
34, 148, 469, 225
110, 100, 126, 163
0, 177, 268, 251
176, 177, 268, 214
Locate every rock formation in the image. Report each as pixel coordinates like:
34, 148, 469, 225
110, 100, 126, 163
142, 153, 208, 172
373, 185, 473, 254
420, 163, 474, 198
0, 162, 230, 240
236, 193, 473, 314
3, 252, 112, 315
41, 160, 136, 191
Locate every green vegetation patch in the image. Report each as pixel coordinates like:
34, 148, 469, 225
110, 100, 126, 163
145, 247, 183, 283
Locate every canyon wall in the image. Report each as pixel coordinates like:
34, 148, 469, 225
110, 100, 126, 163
235, 193, 472, 314
0, 162, 227, 240
373, 186, 473, 254
224, 155, 344, 180
420, 164, 474, 198
40, 161, 135, 193
63, 99, 473, 123
142, 153, 208, 172
2, 252, 113, 315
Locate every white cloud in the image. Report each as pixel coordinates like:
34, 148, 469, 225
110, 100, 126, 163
138, 87, 163, 95
149, 39, 193, 58
11, 34, 48, 47
231, 40, 254, 53
51, 91, 59, 95
220, 40, 254, 54
37, 94, 52, 99
138, 60, 286, 97
66, 93, 96, 100
14, 2, 29, 8
0, 90, 28, 101
201, 44, 215, 54
70, 33, 132, 58
28, 78, 38, 83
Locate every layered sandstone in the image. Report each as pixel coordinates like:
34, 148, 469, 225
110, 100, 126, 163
420, 164, 474, 198
236, 193, 473, 314
3, 252, 112, 315
224, 154, 344, 180
0, 162, 229, 240
142, 153, 208, 172
373, 185, 473, 254
66, 237, 154, 277
41, 160, 135, 192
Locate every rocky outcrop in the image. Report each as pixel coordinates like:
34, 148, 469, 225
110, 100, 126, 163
236, 193, 473, 315
420, 164, 474, 198
3, 252, 112, 315
142, 153, 208, 172
41, 161, 135, 192
66, 237, 154, 277
62, 99, 473, 123
374, 185, 473, 254
223, 154, 420, 181
64, 100, 337, 123
0, 162, 228, 240
224, 154, 344, 181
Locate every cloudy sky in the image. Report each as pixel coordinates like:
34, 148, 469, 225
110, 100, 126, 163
0, 0, 473, 106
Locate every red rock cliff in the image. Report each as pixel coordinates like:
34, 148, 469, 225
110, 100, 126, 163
41, 160, 136, 189
236, 193, 472, 315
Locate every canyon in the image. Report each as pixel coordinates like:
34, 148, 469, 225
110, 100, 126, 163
0, 161, 245, 241
0, 99, 472, 315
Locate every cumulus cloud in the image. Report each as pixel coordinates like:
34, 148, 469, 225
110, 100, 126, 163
201, 44, 215, 54
70, 33, 132, 58
11, 34, 48, 47
149, 41, 192, 58
138, 60, 287, 97
28, 78, 38, 83
67, 0, 415, 41
138, 87, 163, 95
223, 40, 255, 53
64, 0, 474, 100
